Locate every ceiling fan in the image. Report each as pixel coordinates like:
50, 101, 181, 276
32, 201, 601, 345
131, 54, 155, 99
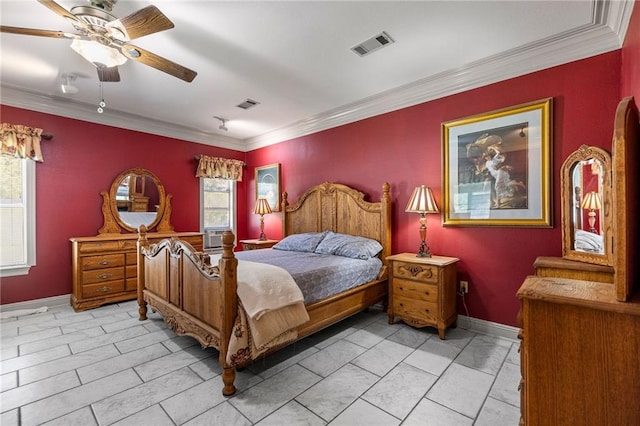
0, 0, 197, 83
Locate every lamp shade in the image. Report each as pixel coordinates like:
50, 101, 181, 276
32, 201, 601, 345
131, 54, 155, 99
405, 185, 439, 214
581, 191, 602, 210
254, 198, 272, 215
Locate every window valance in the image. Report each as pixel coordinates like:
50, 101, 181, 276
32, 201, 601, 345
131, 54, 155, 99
1, 123, 45, 162
195, 155, 244, 181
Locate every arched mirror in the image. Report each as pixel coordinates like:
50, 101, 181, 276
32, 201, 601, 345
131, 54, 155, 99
561, 145, 613, 266
99, 168, 173, 234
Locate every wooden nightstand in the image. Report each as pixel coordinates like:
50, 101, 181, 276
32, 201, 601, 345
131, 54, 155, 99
386, 253, 460, 339
239, 239, 279, 250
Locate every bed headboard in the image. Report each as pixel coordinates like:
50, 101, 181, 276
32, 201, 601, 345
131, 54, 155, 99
281, 182, 392, 260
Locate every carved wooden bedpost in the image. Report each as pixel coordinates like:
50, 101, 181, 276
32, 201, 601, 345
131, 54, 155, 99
219, 230, 238, 396
281, 191, 289, 236
137, 225, 149, 321
380, 182, 392, 263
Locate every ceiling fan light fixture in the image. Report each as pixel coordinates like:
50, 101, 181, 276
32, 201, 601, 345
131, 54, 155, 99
70, 38, 127, 68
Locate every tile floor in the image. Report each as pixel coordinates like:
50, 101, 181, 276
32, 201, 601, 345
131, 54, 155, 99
0, 301, 521, 425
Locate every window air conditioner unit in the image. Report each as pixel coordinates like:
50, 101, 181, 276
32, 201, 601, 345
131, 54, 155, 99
204, 229, 224, 250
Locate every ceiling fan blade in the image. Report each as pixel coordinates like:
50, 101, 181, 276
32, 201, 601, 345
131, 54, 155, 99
0, 26, 68, 39
121, 43, 197, 82
96, 66, 121, 82
110, 5, 174, 40
37, 0, 88, 30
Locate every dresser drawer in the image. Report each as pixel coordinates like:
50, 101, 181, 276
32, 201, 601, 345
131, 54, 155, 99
82, 280, 125, 298
393, 279, 438, 302
392, 261, 439, 284
82, 266, 124, 285
81, 254, 125, 271
126, 252, 137, 265
125, 278, 138, 292
393, 296, 438, 324
125, 265, 137, 278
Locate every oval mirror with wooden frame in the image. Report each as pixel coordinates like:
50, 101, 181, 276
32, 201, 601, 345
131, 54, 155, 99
561, 145, 613, 266
99, 167, 174, 234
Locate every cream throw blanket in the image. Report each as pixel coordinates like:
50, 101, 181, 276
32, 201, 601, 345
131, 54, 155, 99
208, 255, 310, 362
235, 260, 305, 319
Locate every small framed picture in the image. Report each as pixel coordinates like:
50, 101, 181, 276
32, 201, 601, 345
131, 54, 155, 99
442, 98, 553, 227
255, 163, 281, 211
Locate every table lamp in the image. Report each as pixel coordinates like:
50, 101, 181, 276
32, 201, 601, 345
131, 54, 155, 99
405, 185, 439, 257
581, 191, 601, 233
254, 198, 272, 240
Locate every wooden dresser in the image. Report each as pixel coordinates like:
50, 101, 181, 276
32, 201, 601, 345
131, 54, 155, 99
517, 276, 640, 425
70, 232, 202, 311
386, 253, 459, 339
71, 167, 203, 311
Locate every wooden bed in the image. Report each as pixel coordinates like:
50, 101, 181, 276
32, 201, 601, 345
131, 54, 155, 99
136, 182, 392, 396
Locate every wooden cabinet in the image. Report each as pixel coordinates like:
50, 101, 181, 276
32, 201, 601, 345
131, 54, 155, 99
517, 276, 640, 425
240, 239, 278, 250
386, 253, 459, 339
70, 232, 202, 311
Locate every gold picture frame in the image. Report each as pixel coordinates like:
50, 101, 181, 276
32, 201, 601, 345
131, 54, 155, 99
255, 163, 281, 212
442, 98, 553, 227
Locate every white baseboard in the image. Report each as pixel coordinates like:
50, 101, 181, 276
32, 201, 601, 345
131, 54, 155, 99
0, 294, 70, 312
457, 314, 519, 341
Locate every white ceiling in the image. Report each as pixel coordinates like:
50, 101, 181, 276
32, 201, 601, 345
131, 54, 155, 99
0, 1, 634, 152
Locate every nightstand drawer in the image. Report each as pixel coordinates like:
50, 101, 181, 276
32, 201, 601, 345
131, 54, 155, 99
393, 296, 438, 324
393, 279, 438, 302
81, 254, 125, 271
392, 261, 439, 284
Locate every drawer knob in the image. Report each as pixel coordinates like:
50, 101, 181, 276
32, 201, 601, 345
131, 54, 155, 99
98, 286, 111, 293
97, 273, 112, 280
99, 260, 109, 265
424, 309, 430, 313
424, 291, 429, 296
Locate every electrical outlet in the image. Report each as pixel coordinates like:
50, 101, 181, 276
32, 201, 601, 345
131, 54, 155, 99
460, 280, 469, 294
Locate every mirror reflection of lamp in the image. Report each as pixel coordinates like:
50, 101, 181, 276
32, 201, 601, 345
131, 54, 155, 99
581, 191, 602, 233
405, 185, 439, 257
254, 198, 272, 241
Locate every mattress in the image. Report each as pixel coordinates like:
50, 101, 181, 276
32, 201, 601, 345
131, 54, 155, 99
234, 248, 383, 305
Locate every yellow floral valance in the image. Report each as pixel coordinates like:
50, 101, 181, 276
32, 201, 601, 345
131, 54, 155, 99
195, 155, 244, 181
1, 123, 45, 162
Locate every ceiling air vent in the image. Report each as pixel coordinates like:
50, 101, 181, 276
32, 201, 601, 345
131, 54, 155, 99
237, 99, 260, 110
351, 31, 394, 57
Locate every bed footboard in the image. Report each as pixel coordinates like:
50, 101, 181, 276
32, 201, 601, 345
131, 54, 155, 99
137, 226, 238, 395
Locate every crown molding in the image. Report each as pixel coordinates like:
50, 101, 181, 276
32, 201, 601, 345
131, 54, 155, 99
1, 1, 633, 153
0, 86, 247, 152
245, 0, 633, 150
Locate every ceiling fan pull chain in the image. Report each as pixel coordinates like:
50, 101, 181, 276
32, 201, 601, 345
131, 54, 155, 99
97, 82, 106, 114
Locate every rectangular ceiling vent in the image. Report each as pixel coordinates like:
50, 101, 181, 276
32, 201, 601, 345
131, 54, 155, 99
236, 99, 260, 110
351, 31, 394, 57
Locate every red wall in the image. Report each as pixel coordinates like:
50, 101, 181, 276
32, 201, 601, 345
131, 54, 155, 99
246, 51, 622, 327
621, 1, 640, 100
0, 109, 247, 305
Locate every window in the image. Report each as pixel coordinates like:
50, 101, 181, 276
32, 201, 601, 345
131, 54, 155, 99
200, 178, 236, 232
0, 156, 36, 277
